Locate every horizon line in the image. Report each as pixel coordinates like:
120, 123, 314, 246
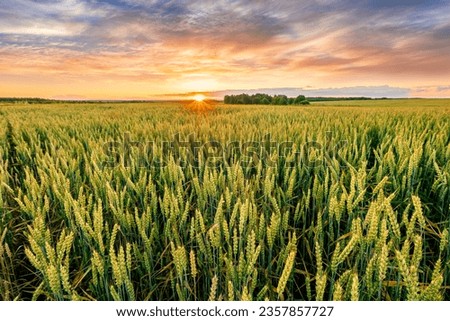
1, 96, 445, 102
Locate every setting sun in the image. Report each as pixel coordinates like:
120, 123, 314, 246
193, 94, 206, 102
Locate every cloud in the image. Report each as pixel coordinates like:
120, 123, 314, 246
360, 0, 440, 10
301, 86, 411, 98
199, 85, 411, 99
1, 0, 450, 98
0, 0, 109, 38
410, 85, 450, 98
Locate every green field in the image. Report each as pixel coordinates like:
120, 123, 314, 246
0, 99, 449, 300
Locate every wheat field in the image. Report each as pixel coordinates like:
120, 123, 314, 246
0, 100, 449, 301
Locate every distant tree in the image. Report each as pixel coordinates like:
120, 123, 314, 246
272, 95, 288, 105
294, 95, 306, 104
279, 96, 288, 105
261, 98, 270, 105
241, 94, 252, 105
223, 93, 307, 106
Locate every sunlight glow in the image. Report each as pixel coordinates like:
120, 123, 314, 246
193, 94, 206, 102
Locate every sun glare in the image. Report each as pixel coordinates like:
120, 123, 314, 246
193, 94, 205, 102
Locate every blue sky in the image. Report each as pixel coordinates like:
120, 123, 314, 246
1, 0, 449, 99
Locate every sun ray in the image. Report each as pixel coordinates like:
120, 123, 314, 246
193, 94, 206, 102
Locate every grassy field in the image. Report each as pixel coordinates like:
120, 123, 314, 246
0, 99, 449, 301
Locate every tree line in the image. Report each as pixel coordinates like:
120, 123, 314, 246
0, 98, 153, 104
308, 97, 374, 101
224, 93, 310, 105
0, 98, 55, 104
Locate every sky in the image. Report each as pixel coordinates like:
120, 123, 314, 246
1, 0, 450, 99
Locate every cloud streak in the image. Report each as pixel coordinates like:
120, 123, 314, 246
1, 0, 449, 98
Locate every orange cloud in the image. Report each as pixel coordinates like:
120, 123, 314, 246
1, 1, 450, 98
